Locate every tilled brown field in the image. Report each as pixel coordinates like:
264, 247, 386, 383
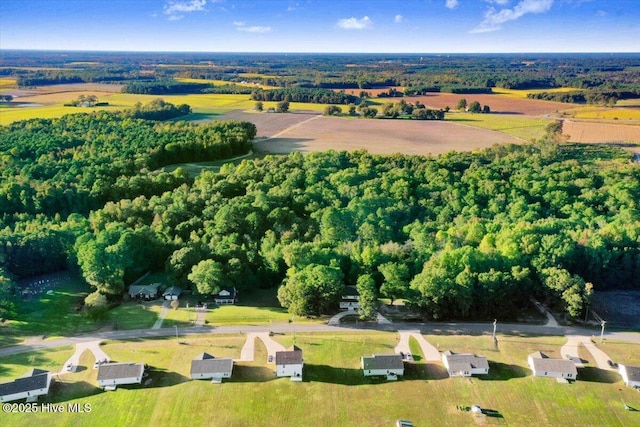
562, 119, 640, 143
406, 93, 569, 116
214, 110, 320, 138
253, 115, 524, 155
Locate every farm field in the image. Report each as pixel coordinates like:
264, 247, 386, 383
559, 105, 640, 120
562, 119, 640, 144
2, 333, 639, 427
253, 115, 525, 156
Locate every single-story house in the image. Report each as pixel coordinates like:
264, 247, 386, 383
618, 364, 640, 388
97, 362, 145, 389
214, 287, 238, 305
362, 354, 404, 380
528, 351, 577, 379
276, 345, 303, 381
190, 353, 233, 383
162, 286, 182, 301
0, 369, 52, 403
128, 283, 160, 300
442, 350, 489, 377
340, 285, 360, 311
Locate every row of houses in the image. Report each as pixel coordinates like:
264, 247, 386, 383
128, 284, 238, 305
3, 346, 639, 402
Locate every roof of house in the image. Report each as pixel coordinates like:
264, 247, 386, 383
162, 286, 182, 296
362, 354, 404, 371
190, 353, 233, 375
215, 287, 237, 300
97, 363, 145, 381
129, 283, 160, 296
276, 345, 303, 365
528, 352, 577, 375
443, 350, 489, 371
621, 365, 640, 382
0, 369, 50, 397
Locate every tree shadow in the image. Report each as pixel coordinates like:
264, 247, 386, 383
480, 362, 530, 381
577, 367, 621, 384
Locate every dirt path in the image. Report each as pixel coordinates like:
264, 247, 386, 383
151, 300, 171, 330
395, 330, 441, 362
60, 340, 110, 373
238, 332, 286, 363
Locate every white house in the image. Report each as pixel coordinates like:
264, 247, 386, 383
0, 369, 52, 403
214, 287, 238, 305
361, 354, 404, 380
339, 285, 360, 311
97, 362, 145, 389
190, 353, 233, 383
618, 364, 640, 388
527, 351, 577, 379
275, 345, 303, 381
442, 350, 489, 377
162, 286, 182, 301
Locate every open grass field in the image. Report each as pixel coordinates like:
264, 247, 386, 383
563, 120, 640, 144
2, 333, 639, 427
447, 111, 550, 141
253, 115, 525, 156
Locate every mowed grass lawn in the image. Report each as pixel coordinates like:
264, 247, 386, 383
3, 333, 639, 427
447, 111, 550, 141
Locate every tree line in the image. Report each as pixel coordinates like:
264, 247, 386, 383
250, 88, 358, 104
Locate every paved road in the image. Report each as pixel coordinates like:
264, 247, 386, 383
2, 320, 637, 358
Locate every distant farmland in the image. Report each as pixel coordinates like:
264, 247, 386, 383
563, 120, 640, 144
252, 115, 524, 155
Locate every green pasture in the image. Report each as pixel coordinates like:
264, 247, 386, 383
447, 111, 550, 141
3, 333, 639, 427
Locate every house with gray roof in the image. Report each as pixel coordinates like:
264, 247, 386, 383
618, 364, 640, 389
361, 354, 404, 380
97, 362, 145, 389
340, 285, 360, 311
0, 369, 52, 402
276, 345, 303, 381
190, 353, 234, 383
442, 350, 489, 377
163, 286, 182, 301
528, 351, 577, 379
214, 287, 238, 305
128, 283, 160, 299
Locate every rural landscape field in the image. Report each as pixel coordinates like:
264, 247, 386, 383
2, 0, 640, 426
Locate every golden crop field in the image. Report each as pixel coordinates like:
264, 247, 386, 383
446, 111, 550, 141
492, 87, 581, 99
0, 78, 17, 88
559, 105, 640, 120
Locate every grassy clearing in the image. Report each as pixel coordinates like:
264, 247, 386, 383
492, 87, 581, 99
0, 346, 74, 381
446, 111, 550, 141
3, 333, 639, 427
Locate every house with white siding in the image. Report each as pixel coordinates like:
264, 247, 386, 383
361, 354, 404, 380
190, 353, 233, 383
528, 352, 577, 380
442, 350, 489, 377
97, 362, 145, 389
276, 345, 303, 381
0, 369, 52, 402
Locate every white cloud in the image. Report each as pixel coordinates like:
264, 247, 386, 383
446, 0, 459, 9
233, 21, 271, 33
164, 0, 207, 21
486, 0, 511, 5
394, 14, 404, 24
337, 16, 373, 30
471, 0, 553, 33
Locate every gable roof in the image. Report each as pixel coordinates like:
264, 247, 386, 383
215, 287, 237, 299
528, 352, 577, 375
621, 365, 640, 382
276, 346, 303, 365
443, 351, 489, 371
97, 363, 145, 381
190, 354, 233, 375
129, 283, 160, 296
0, 370, 50, 397
162, 286, 181, 296
362, 354, 404, 370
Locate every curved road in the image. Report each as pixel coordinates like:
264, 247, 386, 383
1, 320, 637, 358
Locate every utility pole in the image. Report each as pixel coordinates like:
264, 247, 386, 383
600, 320, 606, 343
492, 319, 497, 340
174, 325, 178, 338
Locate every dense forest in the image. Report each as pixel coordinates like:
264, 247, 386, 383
2, 104, 639, 321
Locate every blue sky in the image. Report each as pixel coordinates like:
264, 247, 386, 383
1, 0, 638, 53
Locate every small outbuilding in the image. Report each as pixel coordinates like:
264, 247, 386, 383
0, 369, 52, 403
528, 351, 577, 380
214, 287, 238, 305
361, 354, 404, 380
162, 286, 182, 301
97, 362, 145, 389
276, 345, 304, 381
190, 353, 234, 383
128, 283, 160, 300
618, 364, 640, 388
339, 285, 360, 311
442, 350, 489, 377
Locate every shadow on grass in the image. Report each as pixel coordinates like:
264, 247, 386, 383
140, 367, 189, 389
228, 364, 276, 383
302, 364, 365, 385
577, 367, 621, 384
481, 408, 505, 419
481, 362, 530, 381
48, 379, 102, 404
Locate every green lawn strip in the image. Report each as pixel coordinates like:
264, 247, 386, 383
597, 340, 640, 366
0, 346, 74, 381
3, 333, 640, 426
447, 112, 550, 141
